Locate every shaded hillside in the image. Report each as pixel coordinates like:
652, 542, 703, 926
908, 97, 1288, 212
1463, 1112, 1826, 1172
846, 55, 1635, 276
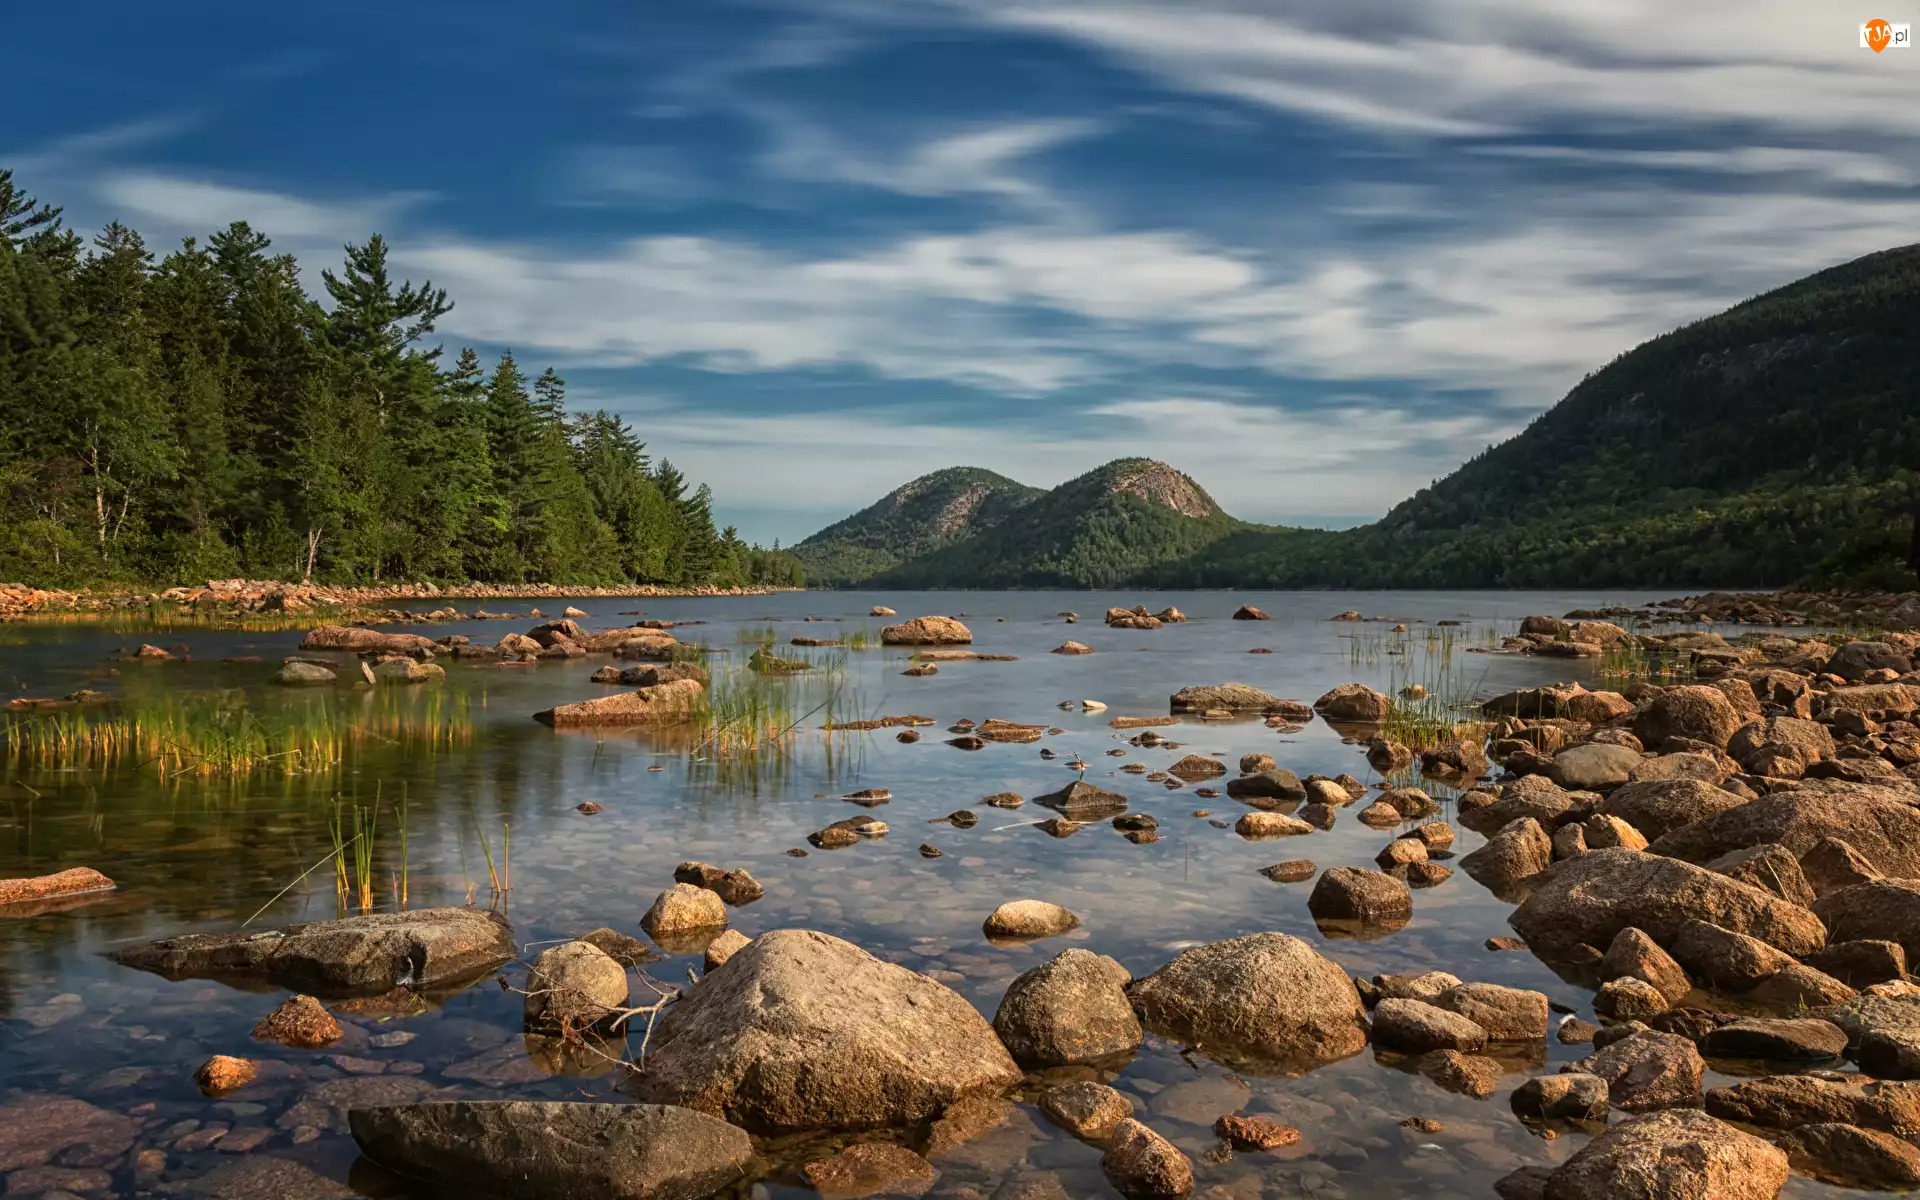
868, 459, 1243, 588
792, 466, 1042, 586
1152, 244, 1920, 589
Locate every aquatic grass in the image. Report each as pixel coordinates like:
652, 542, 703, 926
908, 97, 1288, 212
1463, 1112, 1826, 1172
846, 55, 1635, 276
1598, 640, 1694, 686
735, 624, 779, 646
2, 687, 473, 779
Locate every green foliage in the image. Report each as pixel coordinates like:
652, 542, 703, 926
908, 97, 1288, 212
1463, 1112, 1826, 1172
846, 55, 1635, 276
0, 170, 803, 590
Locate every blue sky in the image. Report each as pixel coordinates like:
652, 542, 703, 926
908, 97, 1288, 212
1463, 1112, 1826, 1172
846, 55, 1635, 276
6, 1, 1917, 544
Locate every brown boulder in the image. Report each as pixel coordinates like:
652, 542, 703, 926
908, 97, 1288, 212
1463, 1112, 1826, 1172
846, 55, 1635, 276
1507, 848, 1826, 958
1813, 880, 1920, 961
1569, 1030, 1704, 1112
533, 678, 705, 727
627, 930, 1020, 1132
1314, 683, 1390, 723
1727, 716, 1834, 779
993, 949, 1141, 1067
1124, 933, 1366, 1071
881, 616, 972, 645
1648, 782, 1920, 878
1542, 1110, 1786, 1200
1632, 685, 1743, 749
1600, 779, 1748, 841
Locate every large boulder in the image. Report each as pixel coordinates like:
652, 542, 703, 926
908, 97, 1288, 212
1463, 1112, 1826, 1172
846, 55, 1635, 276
1507, 849, 1826, 959
348, 1102, 753, 1200
1542, 1110, 1787, 1200
113, 908, 513, 995
1600, 779, 1749, 841
1169, 683, 1286, 712
1813, 880, 1920, 961
533, 678, 706, 727
1314, 684, 1390, 724
993, 949, 1142, 1067
1648, 782, 1920, 878
881, 616, 972, 646
1632, 685, 1744, 750
1830, 640, 1915, 682
1727, 716, 1835, 779
626, 930, 1020, 1132
1125, 933, 1366, 1071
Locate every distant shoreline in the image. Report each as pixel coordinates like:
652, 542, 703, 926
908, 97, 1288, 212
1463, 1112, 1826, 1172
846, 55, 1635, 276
0, 580, 804, 623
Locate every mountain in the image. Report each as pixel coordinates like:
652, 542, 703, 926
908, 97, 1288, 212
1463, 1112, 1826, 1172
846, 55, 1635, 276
791, 466, 1044, 586
866, 458, 1241, 588
1158, 244, 1920, 589
802, 245, 1920, 590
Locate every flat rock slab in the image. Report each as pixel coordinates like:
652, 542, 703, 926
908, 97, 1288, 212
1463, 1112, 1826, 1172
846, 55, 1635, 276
113, 907, 514, 996
350, 1101, 753, 1200
534, 678, 705, 727
0, 867, 115, 910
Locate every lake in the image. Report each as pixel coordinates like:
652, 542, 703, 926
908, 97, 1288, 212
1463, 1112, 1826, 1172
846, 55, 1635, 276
0, 590, 1853, 1198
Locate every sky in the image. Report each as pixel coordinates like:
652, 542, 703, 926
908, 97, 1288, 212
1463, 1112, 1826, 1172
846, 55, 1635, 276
5, 1, 1918, 545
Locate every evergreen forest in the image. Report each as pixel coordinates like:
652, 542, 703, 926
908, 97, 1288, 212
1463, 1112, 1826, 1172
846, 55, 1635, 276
0, 171, 803, 590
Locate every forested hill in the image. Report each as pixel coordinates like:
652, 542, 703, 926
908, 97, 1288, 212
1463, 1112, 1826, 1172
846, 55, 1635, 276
792, 466, 1042, 586
0, 170, 802, 590
1156, 243, 1920, 589
802, 245, 1920, 590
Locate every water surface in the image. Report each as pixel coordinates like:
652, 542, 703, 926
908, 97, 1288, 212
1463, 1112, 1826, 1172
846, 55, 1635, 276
0, 590, 1852, 1198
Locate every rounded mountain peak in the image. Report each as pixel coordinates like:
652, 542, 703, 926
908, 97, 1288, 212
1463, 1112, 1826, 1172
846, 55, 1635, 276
1078, 458, 1222, 520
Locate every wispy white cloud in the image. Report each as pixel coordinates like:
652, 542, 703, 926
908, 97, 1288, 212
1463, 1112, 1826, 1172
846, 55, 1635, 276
918, 0, 1920, 149
95, 171, 432, 244
756, 114, 1101, 212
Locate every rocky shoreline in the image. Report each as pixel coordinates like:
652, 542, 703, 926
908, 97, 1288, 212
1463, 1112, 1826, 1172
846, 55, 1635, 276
12, 605, 1920, 1198
0, 578, 797, 622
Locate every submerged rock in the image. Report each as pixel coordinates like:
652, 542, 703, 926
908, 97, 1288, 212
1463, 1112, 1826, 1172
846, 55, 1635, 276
274, 660, 337, 686
1102, 1119, 1193, 1199
1041, 1081, 1134, 1139
627, 930, 1020, 1132
113, 907, 513, 995
348, 1101, 753, 1200
803, 1143, 937, 1198
0, 866, 115, 909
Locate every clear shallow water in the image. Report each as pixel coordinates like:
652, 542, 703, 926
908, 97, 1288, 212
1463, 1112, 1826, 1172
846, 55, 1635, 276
0, 591, 1854, 1198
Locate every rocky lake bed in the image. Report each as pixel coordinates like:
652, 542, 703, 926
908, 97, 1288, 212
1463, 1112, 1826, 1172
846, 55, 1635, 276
5, 588, 1920, 1199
